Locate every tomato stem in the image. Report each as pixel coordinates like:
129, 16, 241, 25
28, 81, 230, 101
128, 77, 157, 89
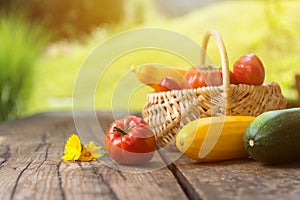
113, 126, 128, 135
113, 123, 134, 136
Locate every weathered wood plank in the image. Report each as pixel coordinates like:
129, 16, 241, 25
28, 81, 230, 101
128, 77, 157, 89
5, 111, 300, 200
58, 157, 188, 200
0, 111, 188, 200
167, 153, 300, 200
0, 114, 72, 200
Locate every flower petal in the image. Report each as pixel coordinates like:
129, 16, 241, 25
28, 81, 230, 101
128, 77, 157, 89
62, 134, 82, 161
85, 141, 102, 159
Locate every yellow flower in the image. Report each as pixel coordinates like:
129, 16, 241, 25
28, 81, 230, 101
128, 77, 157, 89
78, 141, 102, 161
62, 134, 103, 162
62, 134, 82, 161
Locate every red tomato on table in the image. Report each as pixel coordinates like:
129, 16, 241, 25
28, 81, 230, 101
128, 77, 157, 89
105, 116, 156, 165
233, 53, 265, 85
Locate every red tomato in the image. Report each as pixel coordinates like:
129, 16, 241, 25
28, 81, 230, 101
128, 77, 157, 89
183, 67, 224, 88
183, 67, 206, 88
233, 53, 265, 85
157, 77, 182, 92
105, 116, 156, 165
200, 69, 222, 86
219, 69, 239, 84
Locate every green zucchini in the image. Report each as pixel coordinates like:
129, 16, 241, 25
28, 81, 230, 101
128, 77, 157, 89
244, 108, 300, 164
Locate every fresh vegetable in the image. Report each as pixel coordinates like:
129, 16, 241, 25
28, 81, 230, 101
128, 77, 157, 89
244, 108, 300, 164
200, 69, 222, 86
131, 64, 187, 91
176, 116, 255, 162
183, 67, 207, 88
233, 53, 265, 85
219, 69, 239, 84
183, 66, 222, 88
105, 115, 156, 165
157, 76, 182, 92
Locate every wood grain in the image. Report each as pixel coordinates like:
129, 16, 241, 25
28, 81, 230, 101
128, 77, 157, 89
2, 111, 300, 200
0, 113, 72, 200
171, 156, 300, 200
0, 111, 188, 200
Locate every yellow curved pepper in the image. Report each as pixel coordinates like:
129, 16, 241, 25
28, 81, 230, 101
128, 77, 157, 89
131, 64, 187, 91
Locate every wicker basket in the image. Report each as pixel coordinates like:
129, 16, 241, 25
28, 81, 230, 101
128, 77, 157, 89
142, 29, 287, 147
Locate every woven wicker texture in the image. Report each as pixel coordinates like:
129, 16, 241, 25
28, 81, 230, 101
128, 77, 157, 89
142, 29, 287, 147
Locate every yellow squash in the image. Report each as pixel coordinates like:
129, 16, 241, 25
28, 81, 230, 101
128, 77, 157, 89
131, 64, 187, 91
176, 116, 255, 162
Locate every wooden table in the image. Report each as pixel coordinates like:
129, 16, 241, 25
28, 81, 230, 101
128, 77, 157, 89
1, 111, 300, 200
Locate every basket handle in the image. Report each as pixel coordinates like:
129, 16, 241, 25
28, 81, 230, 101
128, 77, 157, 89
200, 29, 230, 114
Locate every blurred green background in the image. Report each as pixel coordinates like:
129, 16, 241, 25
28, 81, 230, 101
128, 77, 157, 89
0, 0, 299, 121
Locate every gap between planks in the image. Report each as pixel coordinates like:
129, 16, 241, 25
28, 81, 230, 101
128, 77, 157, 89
157, 148, 202, 200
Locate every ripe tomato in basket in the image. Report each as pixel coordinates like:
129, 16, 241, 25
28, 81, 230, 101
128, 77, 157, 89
200, 69, 222, 86
105, 116, 156, 165
183, 66, 223, 88
183, 67, 206, 88
233, 53, 265, 85
219, 69, 239, 84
